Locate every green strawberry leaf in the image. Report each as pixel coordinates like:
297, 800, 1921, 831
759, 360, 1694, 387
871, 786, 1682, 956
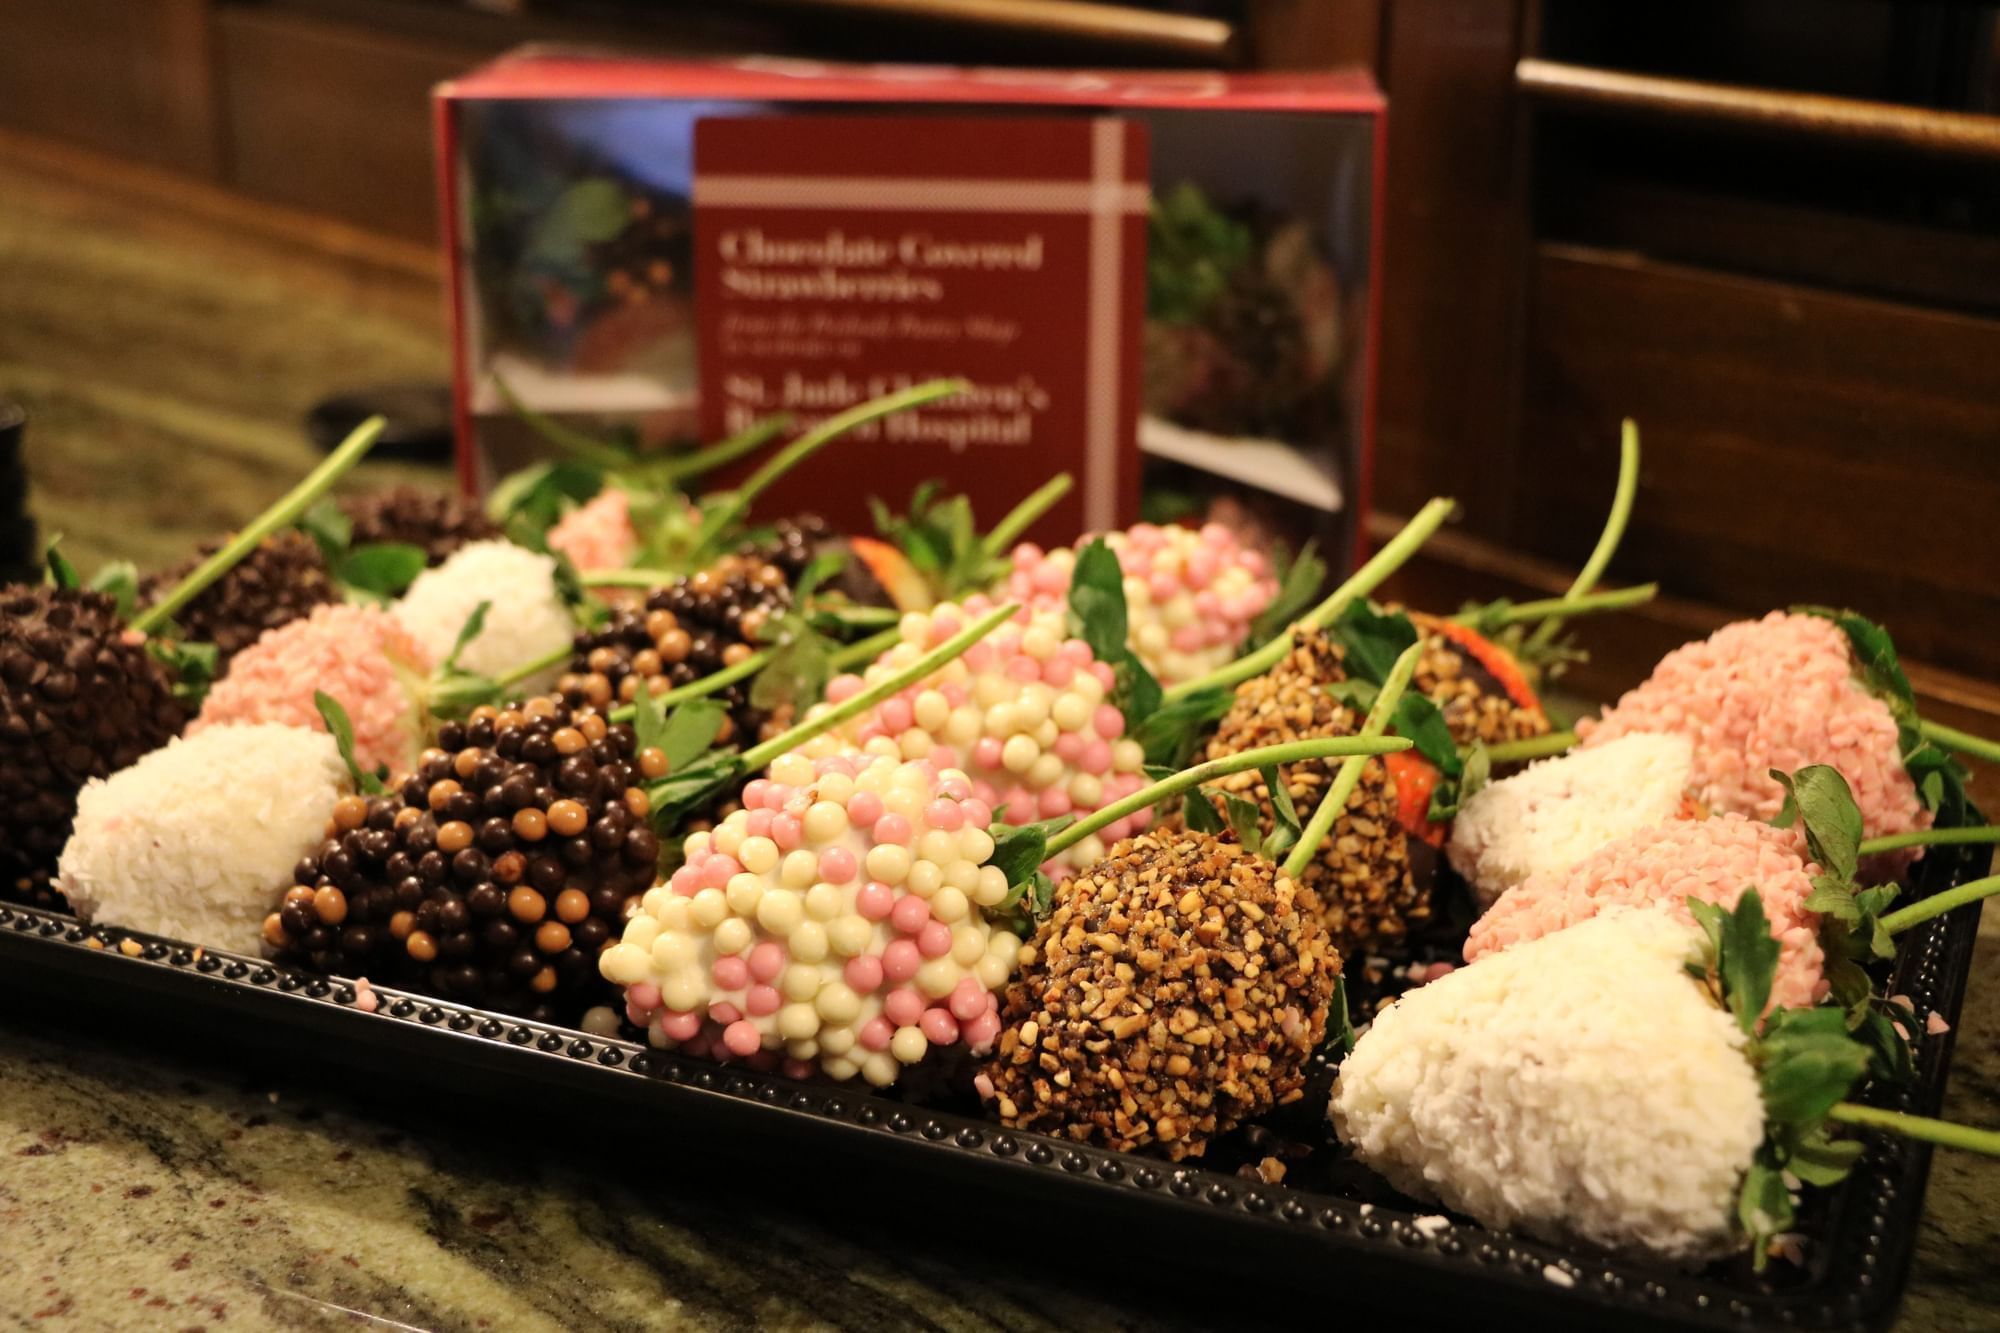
297, 498, 353, 563
1690, 889, 1778, 1034
988, 816, 1075, 896
442, 601, 491, 676
313, 690, 388, 795
1329, 600, 1419, 688
1245, 539, 1326, 652
1737, 1151, 1794, 1273
335, 542, 428, 601
1757, 1006, 1872, 1124
43, 537, 79, 590
1222, 792, 1267, 857
1183, 785, 1225, 835
1768, 766, 1862, 882
88, 560, 139, 621
1067, 536, 1162, 728
1327, 975, 1358, 1057
1131, 684, 1234, 769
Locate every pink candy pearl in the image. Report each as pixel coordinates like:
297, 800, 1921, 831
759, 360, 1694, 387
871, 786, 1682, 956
1093, 704, 1124, 739
1194, 590, 1220, 616
722, 1020, 762, 1058
1054, 732, 1085, 761
856, 881, 895, 921
628, 982, 662, 1012
890, 896, 930, 934
745, 985, 781, 1017
931, 610, 962, 641
740, 780, 770, 809
1005, 654, 1041, 683
941, 682, 968, 708
744, 808, 774, 838
963, 1010, 1002, 1050
844, 955, 885, 992
846, 791, 884, 827
964, 799, 993, 828
1081, 739, 1112, 775
949, 976, 988, 1021
670, 865, 701, 896
1039, 788, 1072, 818
873, 813, 912, 846
883, 987, 925, 1027
660, 1010, 702, 1042
882, 939, 922, 982
747, 941, 787, 982
1034, 562, 1070, 595
1149, 573, 1179, 602
625, 1001, 651, 1026
700, 856, 741, 890
1131, 805, 1154, 831
879, 697, 914, 734
1171, 625, 1205, 653
859, 1017, 894, 1051
708, 1001, 742, 1026
771, 815, 803, 851
819, 847, 857, 883
920, 1008, 961, 1044
917, 921, 953, 958
1091, 662, 1117, 691
1063, 639, 1094, 663
1186, 550, 1217, 587
825, 675, 863, 704
711, 957, 749, 989
963, 642, 993, 672
925, 800, 964, 832
781, 1057, 815, 1081
973, 737, 1004, 770
1042, 657, 1075, 687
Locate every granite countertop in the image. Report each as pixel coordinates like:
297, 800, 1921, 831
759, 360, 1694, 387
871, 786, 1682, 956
1, 144, 1997, 1332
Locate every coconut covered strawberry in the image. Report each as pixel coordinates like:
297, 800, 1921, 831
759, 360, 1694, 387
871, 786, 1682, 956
1335, 892, 2000, 1267
998, 522, 1277, 687
600, 749, 1022, 1085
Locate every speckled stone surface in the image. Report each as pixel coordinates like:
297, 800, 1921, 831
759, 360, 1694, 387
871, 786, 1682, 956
0, 144, 1996, 1332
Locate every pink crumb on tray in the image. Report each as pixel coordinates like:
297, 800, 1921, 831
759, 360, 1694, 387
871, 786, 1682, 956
353, 977, 379, 1014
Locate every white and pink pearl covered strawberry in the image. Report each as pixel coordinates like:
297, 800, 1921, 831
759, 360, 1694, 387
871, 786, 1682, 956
998, 523, 1277, 687
794, 597, 1151, 874
599, 750, 1025, 1087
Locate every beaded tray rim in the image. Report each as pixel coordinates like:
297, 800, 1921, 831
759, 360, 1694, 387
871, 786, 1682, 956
0, 840, 1982, 1333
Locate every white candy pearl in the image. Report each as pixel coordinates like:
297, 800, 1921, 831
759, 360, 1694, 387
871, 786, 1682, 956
713, 918, 753, 957
711, 823, 743, 858
725, 872, 765, 917
757, 890, 803, 935
983, 704, 1015, 738
866, 844, 912, 885
814, 982, 862, 1024
890, 1026, 929, 1064
1001, 735, 1038, 773
781, 850, 819, 888
905, 859, 942, 898
622, 915, 660, 951
1027, 753, 1065, 789
820, 1025, 857, 1055
975, 954, 1014, 991
944, 858, 982, 893
898, 728, 934, 760
737, 835, 779, 875
1113, 739, 1144, 771
974, 864, 1010, 906
600, 943, 649, 985
1069, 773, 1102, 807
782, 963, 821, 1002
959, 827, 996, 864
828, 914, 873, 957
777, 1002, 820, 1040
804, 882, 844, 920
789, 921, 829, 963
816, 772, 856, 806
690, 889, 729, 928
1053, 694, 1090, 732
951, 925, 986, 965
652, 932, 693, 969
824, 1055, 860, 1081
916, 958, 959, 999
862, 1052, 900, 1087
769, 753, 815, 787
803, 801, 847, 842
930, 886, 969, 924
914, 690, 950, 730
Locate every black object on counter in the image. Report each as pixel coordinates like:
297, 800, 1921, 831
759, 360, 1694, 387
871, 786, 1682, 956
306, 384, 455, 463
0, 402, 40, 585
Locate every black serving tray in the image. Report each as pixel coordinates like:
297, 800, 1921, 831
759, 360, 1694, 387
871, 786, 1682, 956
0, 841, 1986, 1333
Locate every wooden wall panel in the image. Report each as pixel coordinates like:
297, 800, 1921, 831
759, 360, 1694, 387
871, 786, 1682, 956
1521, 243, 2000, 677
0, 0, 220, 177
1370, 0, 1531, 538
214, 7, 497, 242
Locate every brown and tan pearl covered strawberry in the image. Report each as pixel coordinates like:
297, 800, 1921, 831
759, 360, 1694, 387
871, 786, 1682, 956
269, 694, 662, 1021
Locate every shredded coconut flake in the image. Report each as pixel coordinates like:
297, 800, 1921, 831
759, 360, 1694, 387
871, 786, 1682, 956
57, 724, 348, 953
1333, 910, 1765, 1262
394, 540, 575, 694
1450, 732, 1694, 907
547, 488, 638, 574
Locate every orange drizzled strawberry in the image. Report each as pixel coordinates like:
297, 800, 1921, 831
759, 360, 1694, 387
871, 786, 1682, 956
1410, 612, 1545, 716
1385, 750, 1445, 846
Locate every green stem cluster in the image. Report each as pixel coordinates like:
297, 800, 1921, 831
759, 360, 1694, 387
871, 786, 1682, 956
1165, 496, 1457, 703
1858, 827, 2000, 857
1829, 1103, 2000, 1156
979, 473, 1074, 560
1477, 729, 1579, 764
1458, 583, 1658, 628
1879, 874, 2000, 936
1282, 641, 1421, 879
735, 601, 1015, 773
134, 416, 387, 635
1042, 734, 1413, 861
1918, 719, 2000, 767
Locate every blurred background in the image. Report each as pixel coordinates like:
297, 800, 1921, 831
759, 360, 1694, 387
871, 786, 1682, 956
1, 0, 1997, 731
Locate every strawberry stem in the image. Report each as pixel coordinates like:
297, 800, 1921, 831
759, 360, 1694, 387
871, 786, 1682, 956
1525, 419, 1639, 653
1918, 719, 2000, 767
1164, 496, 1457, 702
133, 416, 386, 636
492, 376, 630, 469
1880, 874, 2000, 935
657, 414, 794, 488
828, 627, 902, 671
1858, 827, 2000, 857
689, 379, 970, 568
1042, 734, 1413, 860
1473, 729, 1578, 764
736, 601, 1015, 773
1457, 583, 1657, 628
980, 473, 1074, 559
1283, 640, 1421, 879
1829, 1103, 2000, 1156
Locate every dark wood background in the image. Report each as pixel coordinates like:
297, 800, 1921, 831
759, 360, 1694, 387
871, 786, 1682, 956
1, 0, 1996, 757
